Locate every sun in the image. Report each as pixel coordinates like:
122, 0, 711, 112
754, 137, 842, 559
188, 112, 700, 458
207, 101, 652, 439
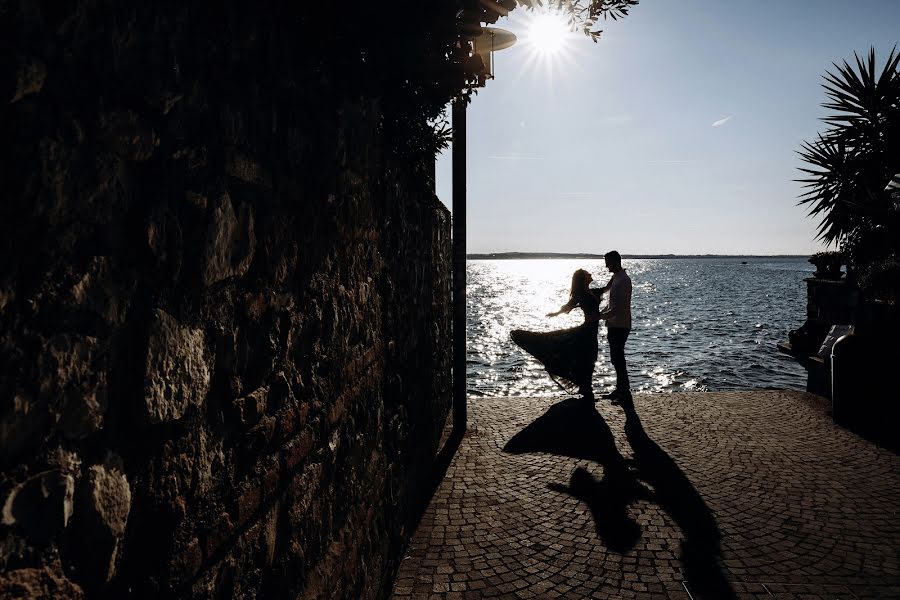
524, 11, 571, 56
507, 7, 583, 82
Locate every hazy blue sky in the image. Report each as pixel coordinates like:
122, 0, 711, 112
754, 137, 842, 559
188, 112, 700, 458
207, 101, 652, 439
435, 0, 900, 255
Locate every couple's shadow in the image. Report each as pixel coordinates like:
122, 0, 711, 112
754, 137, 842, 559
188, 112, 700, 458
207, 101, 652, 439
503, 397, 735, 600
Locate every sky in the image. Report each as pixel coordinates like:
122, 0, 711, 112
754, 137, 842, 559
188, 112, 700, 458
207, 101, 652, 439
434, 0, 900, 255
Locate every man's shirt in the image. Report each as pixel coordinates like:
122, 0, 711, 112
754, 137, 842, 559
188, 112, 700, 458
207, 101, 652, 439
599, 269, 632, 329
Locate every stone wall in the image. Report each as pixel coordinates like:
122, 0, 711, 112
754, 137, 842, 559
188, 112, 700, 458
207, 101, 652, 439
0, 3, 452, 598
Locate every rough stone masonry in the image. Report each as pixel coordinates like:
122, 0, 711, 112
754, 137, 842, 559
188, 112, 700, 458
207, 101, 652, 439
0, 2, 452, 598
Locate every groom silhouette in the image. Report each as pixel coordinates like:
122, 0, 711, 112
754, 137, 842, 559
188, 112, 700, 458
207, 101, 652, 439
597, 251, 632, 400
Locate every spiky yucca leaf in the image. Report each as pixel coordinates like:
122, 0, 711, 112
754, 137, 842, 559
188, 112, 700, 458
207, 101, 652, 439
796, 47, 900, 245
821, 47, 900, 131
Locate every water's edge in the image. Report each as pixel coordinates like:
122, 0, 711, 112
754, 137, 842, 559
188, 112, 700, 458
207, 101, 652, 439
466, 258, 811, 397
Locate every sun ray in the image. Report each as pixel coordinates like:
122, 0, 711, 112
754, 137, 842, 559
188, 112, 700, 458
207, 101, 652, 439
496, 10, 595, 96
501, 7, 586, 90
526, 12, 570, 55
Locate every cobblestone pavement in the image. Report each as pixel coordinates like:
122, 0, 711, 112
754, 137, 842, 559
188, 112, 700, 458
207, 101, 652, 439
391, 391, 900, 600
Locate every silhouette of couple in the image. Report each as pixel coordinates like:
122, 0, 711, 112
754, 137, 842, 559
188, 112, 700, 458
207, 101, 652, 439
511, 251, 632, 401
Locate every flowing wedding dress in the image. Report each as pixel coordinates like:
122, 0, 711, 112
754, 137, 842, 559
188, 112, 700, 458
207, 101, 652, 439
510, 289, 603, 396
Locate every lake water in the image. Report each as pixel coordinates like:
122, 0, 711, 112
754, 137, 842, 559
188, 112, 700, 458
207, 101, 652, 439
466, 257, 813, 397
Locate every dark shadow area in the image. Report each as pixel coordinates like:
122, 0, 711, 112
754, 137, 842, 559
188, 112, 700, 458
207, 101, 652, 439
839, 419, 900, 455
383, 414, 464, 597
548, 467, 647, 554
832, 338, 900, 455
618, 396, 736, 600
503, 396, 737, 599
503, 397, 647, 553
402, 420, 465, 542
503, 397, 624, 464
430, 425, 466, 494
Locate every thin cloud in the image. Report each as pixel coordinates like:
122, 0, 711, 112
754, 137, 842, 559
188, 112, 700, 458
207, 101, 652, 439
646, 160, 695, 165
712, 115, 734, 127
487, 154, 545, 160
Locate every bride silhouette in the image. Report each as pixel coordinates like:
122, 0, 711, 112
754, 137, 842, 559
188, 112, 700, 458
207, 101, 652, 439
511, 269, 604, 399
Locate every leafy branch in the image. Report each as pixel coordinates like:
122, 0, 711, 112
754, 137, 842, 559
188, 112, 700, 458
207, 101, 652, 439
515, 0, 640, 41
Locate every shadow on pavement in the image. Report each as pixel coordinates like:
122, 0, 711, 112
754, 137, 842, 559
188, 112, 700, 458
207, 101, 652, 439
503, 397, 621, 463
619, 396, 735, 600
503, 397, 647, 553
548, 466, 649, 554
503, 396, 737, 600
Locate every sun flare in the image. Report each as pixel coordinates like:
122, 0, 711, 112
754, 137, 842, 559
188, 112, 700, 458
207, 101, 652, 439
525, 11, 570, 55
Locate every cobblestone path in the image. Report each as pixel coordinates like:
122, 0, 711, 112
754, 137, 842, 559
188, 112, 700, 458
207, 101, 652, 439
391, 391, 899, 600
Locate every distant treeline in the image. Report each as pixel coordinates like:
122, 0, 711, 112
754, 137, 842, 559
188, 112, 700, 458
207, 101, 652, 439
466, 252, 809, 260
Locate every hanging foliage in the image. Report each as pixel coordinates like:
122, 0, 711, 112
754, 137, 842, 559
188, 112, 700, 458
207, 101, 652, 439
291, 1, 640, 158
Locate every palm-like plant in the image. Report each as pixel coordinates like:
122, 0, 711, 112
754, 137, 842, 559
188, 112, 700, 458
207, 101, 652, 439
797, 47, 900, 247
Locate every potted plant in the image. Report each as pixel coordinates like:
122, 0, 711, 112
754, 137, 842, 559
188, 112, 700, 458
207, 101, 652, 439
808, 250, 844, 279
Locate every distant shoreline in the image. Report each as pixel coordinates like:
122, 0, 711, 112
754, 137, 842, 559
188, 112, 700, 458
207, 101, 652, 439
466, 252, 810, 260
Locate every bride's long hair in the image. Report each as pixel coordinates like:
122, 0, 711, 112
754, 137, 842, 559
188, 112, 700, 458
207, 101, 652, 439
569, 269, 591, 300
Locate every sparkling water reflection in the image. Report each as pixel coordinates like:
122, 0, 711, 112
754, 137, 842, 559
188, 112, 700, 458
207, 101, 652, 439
466, 258, 813, 397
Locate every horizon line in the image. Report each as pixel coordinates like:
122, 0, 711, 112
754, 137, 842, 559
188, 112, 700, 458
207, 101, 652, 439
466, 252, 812, 259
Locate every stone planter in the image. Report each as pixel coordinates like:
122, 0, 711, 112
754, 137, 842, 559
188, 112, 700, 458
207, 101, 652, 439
809, 252, 844, 280
813, 266, 842, 279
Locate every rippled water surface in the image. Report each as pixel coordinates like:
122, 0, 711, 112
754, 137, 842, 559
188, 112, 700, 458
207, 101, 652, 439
467, 258, 813, 397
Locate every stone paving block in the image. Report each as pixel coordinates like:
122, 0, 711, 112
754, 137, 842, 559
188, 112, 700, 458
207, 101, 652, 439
852, 584, 900, 598
391, 392, 900, 599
